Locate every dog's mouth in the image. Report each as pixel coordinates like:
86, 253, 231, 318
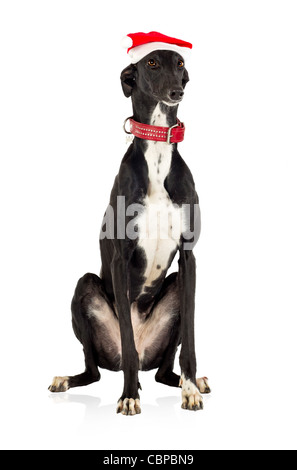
162, 98, 183, 107
152, 95, 184, 107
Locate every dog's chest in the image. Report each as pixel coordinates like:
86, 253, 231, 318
136, 105, 184, 290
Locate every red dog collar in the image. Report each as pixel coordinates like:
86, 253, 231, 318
124, 117, 185, 144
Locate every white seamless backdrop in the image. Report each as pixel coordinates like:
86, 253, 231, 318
0, 0, 297, 450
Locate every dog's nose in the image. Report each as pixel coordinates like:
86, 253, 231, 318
169, 89, 184, 101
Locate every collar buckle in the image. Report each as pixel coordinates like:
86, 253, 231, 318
166, 123, 179, 144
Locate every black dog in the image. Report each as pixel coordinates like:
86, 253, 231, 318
49, 49, 210, 415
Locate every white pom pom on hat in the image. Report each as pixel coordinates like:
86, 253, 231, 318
121, 31, 192, 64
121, 36, 133, 49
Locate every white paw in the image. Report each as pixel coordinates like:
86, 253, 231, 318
180, 374, 203, 411
48, 376, 70, 392
116, 398, 141, 416
196, 376, 211, 394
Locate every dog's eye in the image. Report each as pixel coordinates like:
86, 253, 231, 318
148, 59, 157, 67
178, 60, 184, 68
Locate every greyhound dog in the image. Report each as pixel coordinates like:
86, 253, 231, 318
49, 33, 210, 415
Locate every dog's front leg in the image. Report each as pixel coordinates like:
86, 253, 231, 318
178, 247, 203, 411
111, 253, 141, 416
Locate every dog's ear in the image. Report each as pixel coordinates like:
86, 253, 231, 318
182, 68, 190, 88
120, 64, 137, 97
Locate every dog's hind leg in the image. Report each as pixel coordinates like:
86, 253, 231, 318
155, 333, 211, 395
48, 344, 100, 392
155, 322, 181, 388
49, 273, 113, 392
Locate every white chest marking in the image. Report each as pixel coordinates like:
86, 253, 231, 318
137, 104, 185, 290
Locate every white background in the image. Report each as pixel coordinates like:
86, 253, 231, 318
1, 0, 297, 450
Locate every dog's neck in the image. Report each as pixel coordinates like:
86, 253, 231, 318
131, 90, 179, 129
131, 92, 178, 193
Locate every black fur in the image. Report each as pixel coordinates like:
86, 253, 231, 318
49, 50, 204, 413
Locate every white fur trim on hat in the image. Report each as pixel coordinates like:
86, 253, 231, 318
128, 42, 191, 64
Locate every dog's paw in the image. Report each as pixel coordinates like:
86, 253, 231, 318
48, 376, 70, 393
116, 398, 141, 416
180, 374, 203, 411
196, 376, 211, 394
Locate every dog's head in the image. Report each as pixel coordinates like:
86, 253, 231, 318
121, 50, 189, 105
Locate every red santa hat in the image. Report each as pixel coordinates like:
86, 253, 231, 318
121, 31, 192, 64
